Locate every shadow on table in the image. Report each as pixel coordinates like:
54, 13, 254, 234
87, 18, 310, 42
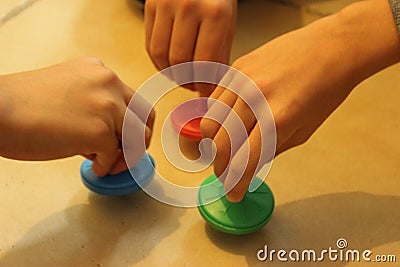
186, 192, 400, 266
0, 189, 184, 266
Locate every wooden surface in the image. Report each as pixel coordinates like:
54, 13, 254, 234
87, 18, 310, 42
0, 0, 399, 266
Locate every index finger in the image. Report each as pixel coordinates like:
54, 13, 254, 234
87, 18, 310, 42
223, 123, 261, 202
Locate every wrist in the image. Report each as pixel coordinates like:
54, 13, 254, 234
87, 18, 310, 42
311, 0, 400, 87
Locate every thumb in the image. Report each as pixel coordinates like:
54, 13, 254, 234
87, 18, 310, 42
91, 145, 120, 177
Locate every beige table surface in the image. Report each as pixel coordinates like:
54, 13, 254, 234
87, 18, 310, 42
1, 0, 400, 266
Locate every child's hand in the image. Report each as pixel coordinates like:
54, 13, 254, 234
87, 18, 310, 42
201, 0, 400, 202
145, 0, 237, 96
0, 57, 155, 176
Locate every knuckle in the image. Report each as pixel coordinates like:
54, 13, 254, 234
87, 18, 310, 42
169, 52, 189, 66
232, 57, 245, 71
180, 0, 198, 13
149, 46, 167, 64
158, 0, 174, 10
91, 119, 113, 141
207, 2, 231, 20
144, 0, 156, 11
200, 118, 215, 138
96, 67, 120, 85
83, 63, 120, 87
98, 97, 120, 114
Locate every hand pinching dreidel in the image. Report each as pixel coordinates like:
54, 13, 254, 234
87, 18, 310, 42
171, 97, 275, 234
80, 152, 155, 196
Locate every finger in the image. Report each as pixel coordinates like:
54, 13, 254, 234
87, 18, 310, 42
206, 66, 236, 109
119, 82, 134, 107
230, 96, 257, 134
110, 112, 152, 174
193, 62, 229, 97
109, 150, 128, 175
221, 4, 237, 64
144, 0, 156, 53
113, 101, 130, 142
110, 127, 150, 174
169, 11, 200, 85
89, 100, 122, 177
148, 4, 174, 70
209, 66, 271, 187
209, 95, 257, 179
224, 123, 262, 202
201, 88, 238, 140
192, 15, 232, 95
221, 28, 234, 65
199, 60, 236, 161
209, 85, 224, 100
193, 7, 232, 62
91, 141, 120, 177
210, 85, 259, 180
201, 67, 238, 140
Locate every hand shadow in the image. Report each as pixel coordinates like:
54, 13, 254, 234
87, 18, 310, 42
182, 192, 400, 266
0, 189, 184, 267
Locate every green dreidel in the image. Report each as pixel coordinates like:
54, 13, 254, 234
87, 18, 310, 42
197, 174, 274, 235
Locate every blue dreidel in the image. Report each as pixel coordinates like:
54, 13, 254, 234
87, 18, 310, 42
80, 152, 155, 196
